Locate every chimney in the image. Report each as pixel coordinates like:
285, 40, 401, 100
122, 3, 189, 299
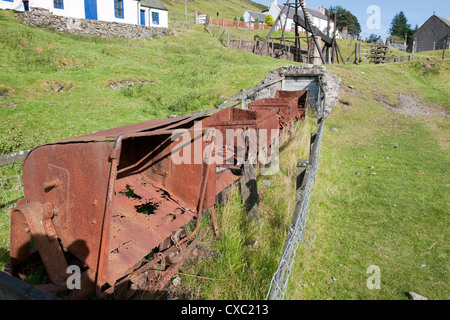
319, 5, 325, 15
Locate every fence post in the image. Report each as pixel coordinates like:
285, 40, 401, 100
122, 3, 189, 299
354, 43, 358, 64
411, 40, 416, 61
443, 40, 447, 60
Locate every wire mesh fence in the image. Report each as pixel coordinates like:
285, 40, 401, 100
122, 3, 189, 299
0, 161, 24, 235
266, 115, 324, 300
0, 162, 24, 210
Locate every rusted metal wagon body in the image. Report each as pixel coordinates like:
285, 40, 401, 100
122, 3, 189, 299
275, 90, 309, 120
203, 107, 279, 160
6, 89, 309, 299
8, 115, 218, 298
201, 107, 279, 200
248, 98, 299, 130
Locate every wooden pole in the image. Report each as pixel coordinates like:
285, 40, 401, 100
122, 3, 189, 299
354, 43, 358, 64
443, 40, 447, 60
326, 15, 330, 63
359, 43, 362, 63
185, 0, 188, 24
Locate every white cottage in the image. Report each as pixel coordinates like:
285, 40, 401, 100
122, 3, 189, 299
0, 0, 169, 28
266, 0, 335, 35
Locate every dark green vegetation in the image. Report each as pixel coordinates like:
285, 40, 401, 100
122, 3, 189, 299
325, 5, 361, 36
389, 11, 417, 44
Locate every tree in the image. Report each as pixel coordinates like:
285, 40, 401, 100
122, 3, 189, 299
265, 14, 274, 26
389, 11, 414, 44
325, 6, 361, 36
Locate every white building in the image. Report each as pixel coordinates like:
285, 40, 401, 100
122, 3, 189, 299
243, 10, 267, 24
0, 0, 169, 28
265, 0, 335, 35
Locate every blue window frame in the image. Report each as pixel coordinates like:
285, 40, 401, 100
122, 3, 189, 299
152, 12, 159, 25
53, 0, 64, 9
2, 0, 14, 2
114, 0, 124, 19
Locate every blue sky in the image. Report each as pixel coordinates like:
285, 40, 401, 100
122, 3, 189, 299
252, 0, 450, 40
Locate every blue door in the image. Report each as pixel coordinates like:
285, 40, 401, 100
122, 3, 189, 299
84, 0, 98, 20
140, 10, 145, 26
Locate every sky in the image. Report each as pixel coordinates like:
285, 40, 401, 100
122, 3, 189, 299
252, 0, 450, 40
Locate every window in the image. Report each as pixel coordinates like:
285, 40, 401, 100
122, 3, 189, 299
2, 0, 14, 2
53, 0, 64, 9
114, 0, 124, 19
152, 12, 159, 25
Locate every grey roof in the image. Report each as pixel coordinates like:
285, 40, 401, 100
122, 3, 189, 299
140, 0, 168, 11
247, 10, 267, 22
280, 6, 328, 21
306, 8, 328, 20
436, 15, 450, 28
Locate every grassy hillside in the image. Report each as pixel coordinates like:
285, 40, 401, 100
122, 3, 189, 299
162, 0, 267, 19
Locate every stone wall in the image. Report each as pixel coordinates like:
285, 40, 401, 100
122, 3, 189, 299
17, 11, 172, 39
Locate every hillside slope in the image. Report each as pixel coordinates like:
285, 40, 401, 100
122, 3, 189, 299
162, 0, 267, 19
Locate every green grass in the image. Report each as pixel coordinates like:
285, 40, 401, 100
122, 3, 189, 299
296, 60, 449, 300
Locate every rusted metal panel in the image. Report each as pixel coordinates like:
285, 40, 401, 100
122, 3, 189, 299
248, 98, 298, 130
275, 90, 309, 120
9, 116, 218, 298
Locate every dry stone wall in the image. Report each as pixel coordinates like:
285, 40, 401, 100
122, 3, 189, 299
18, 11, 171, 39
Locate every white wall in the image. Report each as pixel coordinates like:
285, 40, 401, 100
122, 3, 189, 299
97, 0, 138, 25
49, 0, 85, 19
0, 0, 25, 11
243, 10, 251, 23
148, 8, 167, 28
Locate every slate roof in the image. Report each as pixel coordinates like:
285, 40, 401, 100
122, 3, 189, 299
246, 10, 267, 22
279, 6, 328, 21
140, 0, 168, 11
436, 15, 450, 28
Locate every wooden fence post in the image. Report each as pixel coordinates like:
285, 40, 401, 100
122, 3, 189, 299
443, 40, 447, 60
